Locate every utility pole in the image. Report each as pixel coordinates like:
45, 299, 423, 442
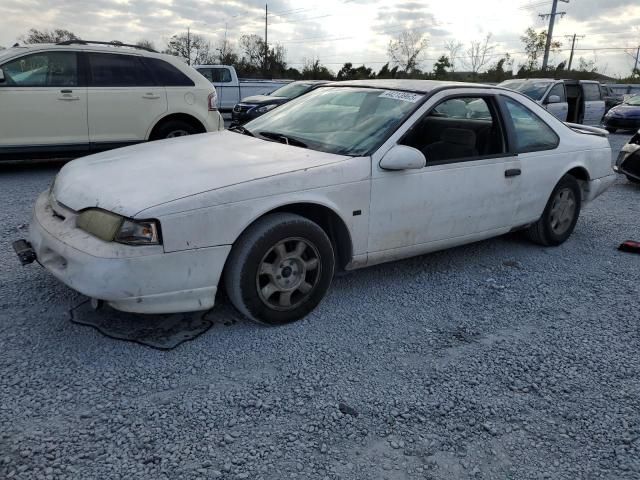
186, 27, 191, 65
264, 3, 268, 76
634, 46, 640, 76
540, 0, 569, 70
564, 33, 585, 71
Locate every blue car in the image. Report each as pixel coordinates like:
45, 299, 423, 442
604, 95, 640, 133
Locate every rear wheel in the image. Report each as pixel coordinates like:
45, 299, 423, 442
526, 175, 582, 246
152, 119, 200, 140
224, 213, 335, 325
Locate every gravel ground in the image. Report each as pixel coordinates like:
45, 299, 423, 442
1, 133, 639, 480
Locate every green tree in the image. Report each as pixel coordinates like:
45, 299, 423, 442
336, 62, 374, 80
21, 28, 78, 44
520, 27, 561, 71
136, 39, 156, 51
301, 58, 333, 80
483, 54, 513, 82
432, 55, 452, 79
377, 63, 399, 79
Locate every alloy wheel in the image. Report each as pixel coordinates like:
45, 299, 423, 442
256, 237, 321, 311
549, 187, 577, 235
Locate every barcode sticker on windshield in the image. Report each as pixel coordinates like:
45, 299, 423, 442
379, 91, 424, 103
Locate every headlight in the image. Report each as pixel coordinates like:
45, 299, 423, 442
115, 219, 160, 245
256, 104, 278, 114
76, 209, 161, 245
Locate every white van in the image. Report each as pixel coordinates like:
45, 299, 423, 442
497, 79, 605, 126
0, 41, 223, 161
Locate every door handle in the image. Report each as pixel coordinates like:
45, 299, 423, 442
58, 90, 79, 101
505, 168, 521, 177
142, 93, 160, 99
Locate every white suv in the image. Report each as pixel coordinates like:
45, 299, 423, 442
0, 40, 223, 160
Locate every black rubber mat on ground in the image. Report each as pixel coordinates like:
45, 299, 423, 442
69, 300, 217, 350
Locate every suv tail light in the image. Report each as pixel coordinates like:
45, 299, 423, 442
208, 91, 218, 111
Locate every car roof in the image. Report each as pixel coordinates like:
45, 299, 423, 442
1, 43, 163, 57
501, 78, 555, 83
328, 79, 492, 93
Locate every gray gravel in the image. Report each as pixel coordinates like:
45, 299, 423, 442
1, 133, 639, 480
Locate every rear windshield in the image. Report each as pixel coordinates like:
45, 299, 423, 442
269, 82, 314, 99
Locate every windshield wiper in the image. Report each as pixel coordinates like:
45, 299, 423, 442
229, 125, 255, 137
259, 131, 308, 149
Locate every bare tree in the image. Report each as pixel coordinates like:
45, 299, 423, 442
387, 30, 428, 73
136, 39, 156, 51
215, 36, 238, 65
465, 33, 495, 75
21, 29, 78, 44
444, 40, 463, 72
166, 31, 214, 65
239, 34, 264, 69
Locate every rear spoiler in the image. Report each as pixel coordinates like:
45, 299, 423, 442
564, 122, 608, 137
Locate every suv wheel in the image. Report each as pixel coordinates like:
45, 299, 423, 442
152, 119, 200, 139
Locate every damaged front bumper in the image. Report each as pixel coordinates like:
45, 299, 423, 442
614, 139, 640, 181
25, 191, 230, 314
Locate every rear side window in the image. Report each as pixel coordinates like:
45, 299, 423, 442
144, 58, 195, 86
503, 98, 559, 153
1, 52, 77, 87
199, 68, 231, 83
88, 53, 154, 87
548, 83, 566, 102
583, 83, 602, 101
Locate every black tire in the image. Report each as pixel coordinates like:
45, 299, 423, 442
605, 127, 617, 134
224, 213, 335, 325
152, 119, 200, 140
626, 175, 640, 184
526, 174, 582, 246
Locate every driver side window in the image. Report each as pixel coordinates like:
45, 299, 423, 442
1, 52, 78, 87
400, 96, 505, 164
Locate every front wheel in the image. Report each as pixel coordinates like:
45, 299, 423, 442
526, 175, 582, 246
224, 213, 335, 325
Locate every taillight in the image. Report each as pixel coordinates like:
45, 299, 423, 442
208, 91, 218, 111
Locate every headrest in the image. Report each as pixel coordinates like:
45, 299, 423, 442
441, 128, 476, 147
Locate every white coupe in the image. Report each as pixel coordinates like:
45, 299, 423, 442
19, 80, 615, 325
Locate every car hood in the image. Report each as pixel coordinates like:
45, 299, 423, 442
53, 131, 348, 217
239, 95, 287, 105
609, 105, 640, 117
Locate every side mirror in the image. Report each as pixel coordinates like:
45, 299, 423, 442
380, 145, 426, 171
0, 68, 5, 83
546, 94, 561, 104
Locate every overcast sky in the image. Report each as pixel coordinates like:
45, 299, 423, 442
1, 0, 639, 77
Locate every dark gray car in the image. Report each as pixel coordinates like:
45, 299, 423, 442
231, 80, 330, 125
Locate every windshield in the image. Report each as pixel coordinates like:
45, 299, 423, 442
499, 80, 552, 101
243, 87, 423, 156
624, 95, 640, 106
269, 82, 314, 99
